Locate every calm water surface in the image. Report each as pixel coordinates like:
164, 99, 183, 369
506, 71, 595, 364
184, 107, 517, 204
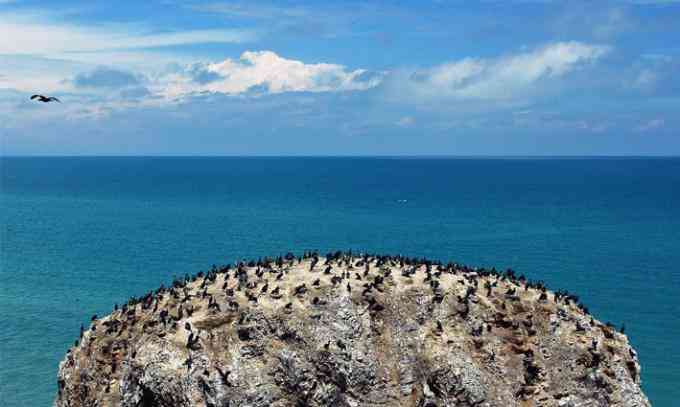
1, 157, 679, 406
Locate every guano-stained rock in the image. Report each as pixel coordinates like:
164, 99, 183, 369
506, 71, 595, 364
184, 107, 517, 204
54, 252, 651, 407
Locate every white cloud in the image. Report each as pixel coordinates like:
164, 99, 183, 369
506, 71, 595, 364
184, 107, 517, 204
0, 11, 256, 56
0, 9, 257, 94
395, 41, 609, 102
157, 50, 383, 98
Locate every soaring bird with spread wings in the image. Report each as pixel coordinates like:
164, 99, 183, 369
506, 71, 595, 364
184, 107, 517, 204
30, 94, 61, 103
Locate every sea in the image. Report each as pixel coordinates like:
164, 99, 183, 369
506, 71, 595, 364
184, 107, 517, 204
1, 157, 678, 406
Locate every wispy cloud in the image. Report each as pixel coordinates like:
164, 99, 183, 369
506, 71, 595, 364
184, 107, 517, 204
636, 118, 665, 132
187, 1, 421, 40
72, 67, 141, 89
0, 11, 256, 56
189, 2, 311, 20
387, 42, 609, 103
624, 54, 680, 95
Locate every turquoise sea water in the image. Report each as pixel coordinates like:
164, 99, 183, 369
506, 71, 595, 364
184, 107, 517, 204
1, 157, 679, 406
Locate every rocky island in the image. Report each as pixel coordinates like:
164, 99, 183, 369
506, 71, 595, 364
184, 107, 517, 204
54, 252, 650, 406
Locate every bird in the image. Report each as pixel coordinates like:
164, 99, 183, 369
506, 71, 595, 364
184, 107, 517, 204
215, 366, 233, 386
30, 94, 61, 103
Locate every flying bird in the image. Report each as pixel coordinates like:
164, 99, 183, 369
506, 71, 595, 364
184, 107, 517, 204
30, 94, 61, 103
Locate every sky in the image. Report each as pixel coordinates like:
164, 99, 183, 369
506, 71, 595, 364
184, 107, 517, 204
0, 0, 679, 156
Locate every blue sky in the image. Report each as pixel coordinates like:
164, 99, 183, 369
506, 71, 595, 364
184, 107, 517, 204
1, 0, 679, 155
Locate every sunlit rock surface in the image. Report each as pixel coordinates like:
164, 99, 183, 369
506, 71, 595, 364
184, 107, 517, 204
54, 252, 650, 406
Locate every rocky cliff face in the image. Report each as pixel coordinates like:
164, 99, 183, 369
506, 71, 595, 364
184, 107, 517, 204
54, 253, 650, 407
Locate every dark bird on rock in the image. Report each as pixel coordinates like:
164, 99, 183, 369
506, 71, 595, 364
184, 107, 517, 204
216, 366, 233, 386
294, 283, 307, 296
30, 94, 61, 103
186, 332, 201, 350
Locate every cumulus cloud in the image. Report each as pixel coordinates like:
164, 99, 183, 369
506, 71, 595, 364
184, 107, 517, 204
393, 42, 609, 102
157, 50, 383, 98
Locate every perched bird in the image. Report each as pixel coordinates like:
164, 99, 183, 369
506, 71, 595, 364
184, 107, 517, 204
215, 366, 233, 386
30, 94, 61, 103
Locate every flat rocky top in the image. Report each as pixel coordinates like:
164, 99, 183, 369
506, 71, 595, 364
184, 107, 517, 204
54, 253, 650, 407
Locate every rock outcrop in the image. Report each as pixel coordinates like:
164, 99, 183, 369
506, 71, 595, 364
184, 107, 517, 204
54, 252, 650, 406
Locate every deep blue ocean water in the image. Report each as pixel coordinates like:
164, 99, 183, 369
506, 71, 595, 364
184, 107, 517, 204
1, 157, 679, 406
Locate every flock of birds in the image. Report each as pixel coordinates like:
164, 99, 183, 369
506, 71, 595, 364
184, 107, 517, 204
70, 250, 625, 353
58, 250, 635, 403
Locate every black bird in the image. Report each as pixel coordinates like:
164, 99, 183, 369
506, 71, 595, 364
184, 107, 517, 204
215, 366, 233, 386
30, 94, 61, 103
186, 332, 201, 350
294, 283, 307, 296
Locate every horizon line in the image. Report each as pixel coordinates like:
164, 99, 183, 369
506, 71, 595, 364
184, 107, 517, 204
1, 154, 679, 159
